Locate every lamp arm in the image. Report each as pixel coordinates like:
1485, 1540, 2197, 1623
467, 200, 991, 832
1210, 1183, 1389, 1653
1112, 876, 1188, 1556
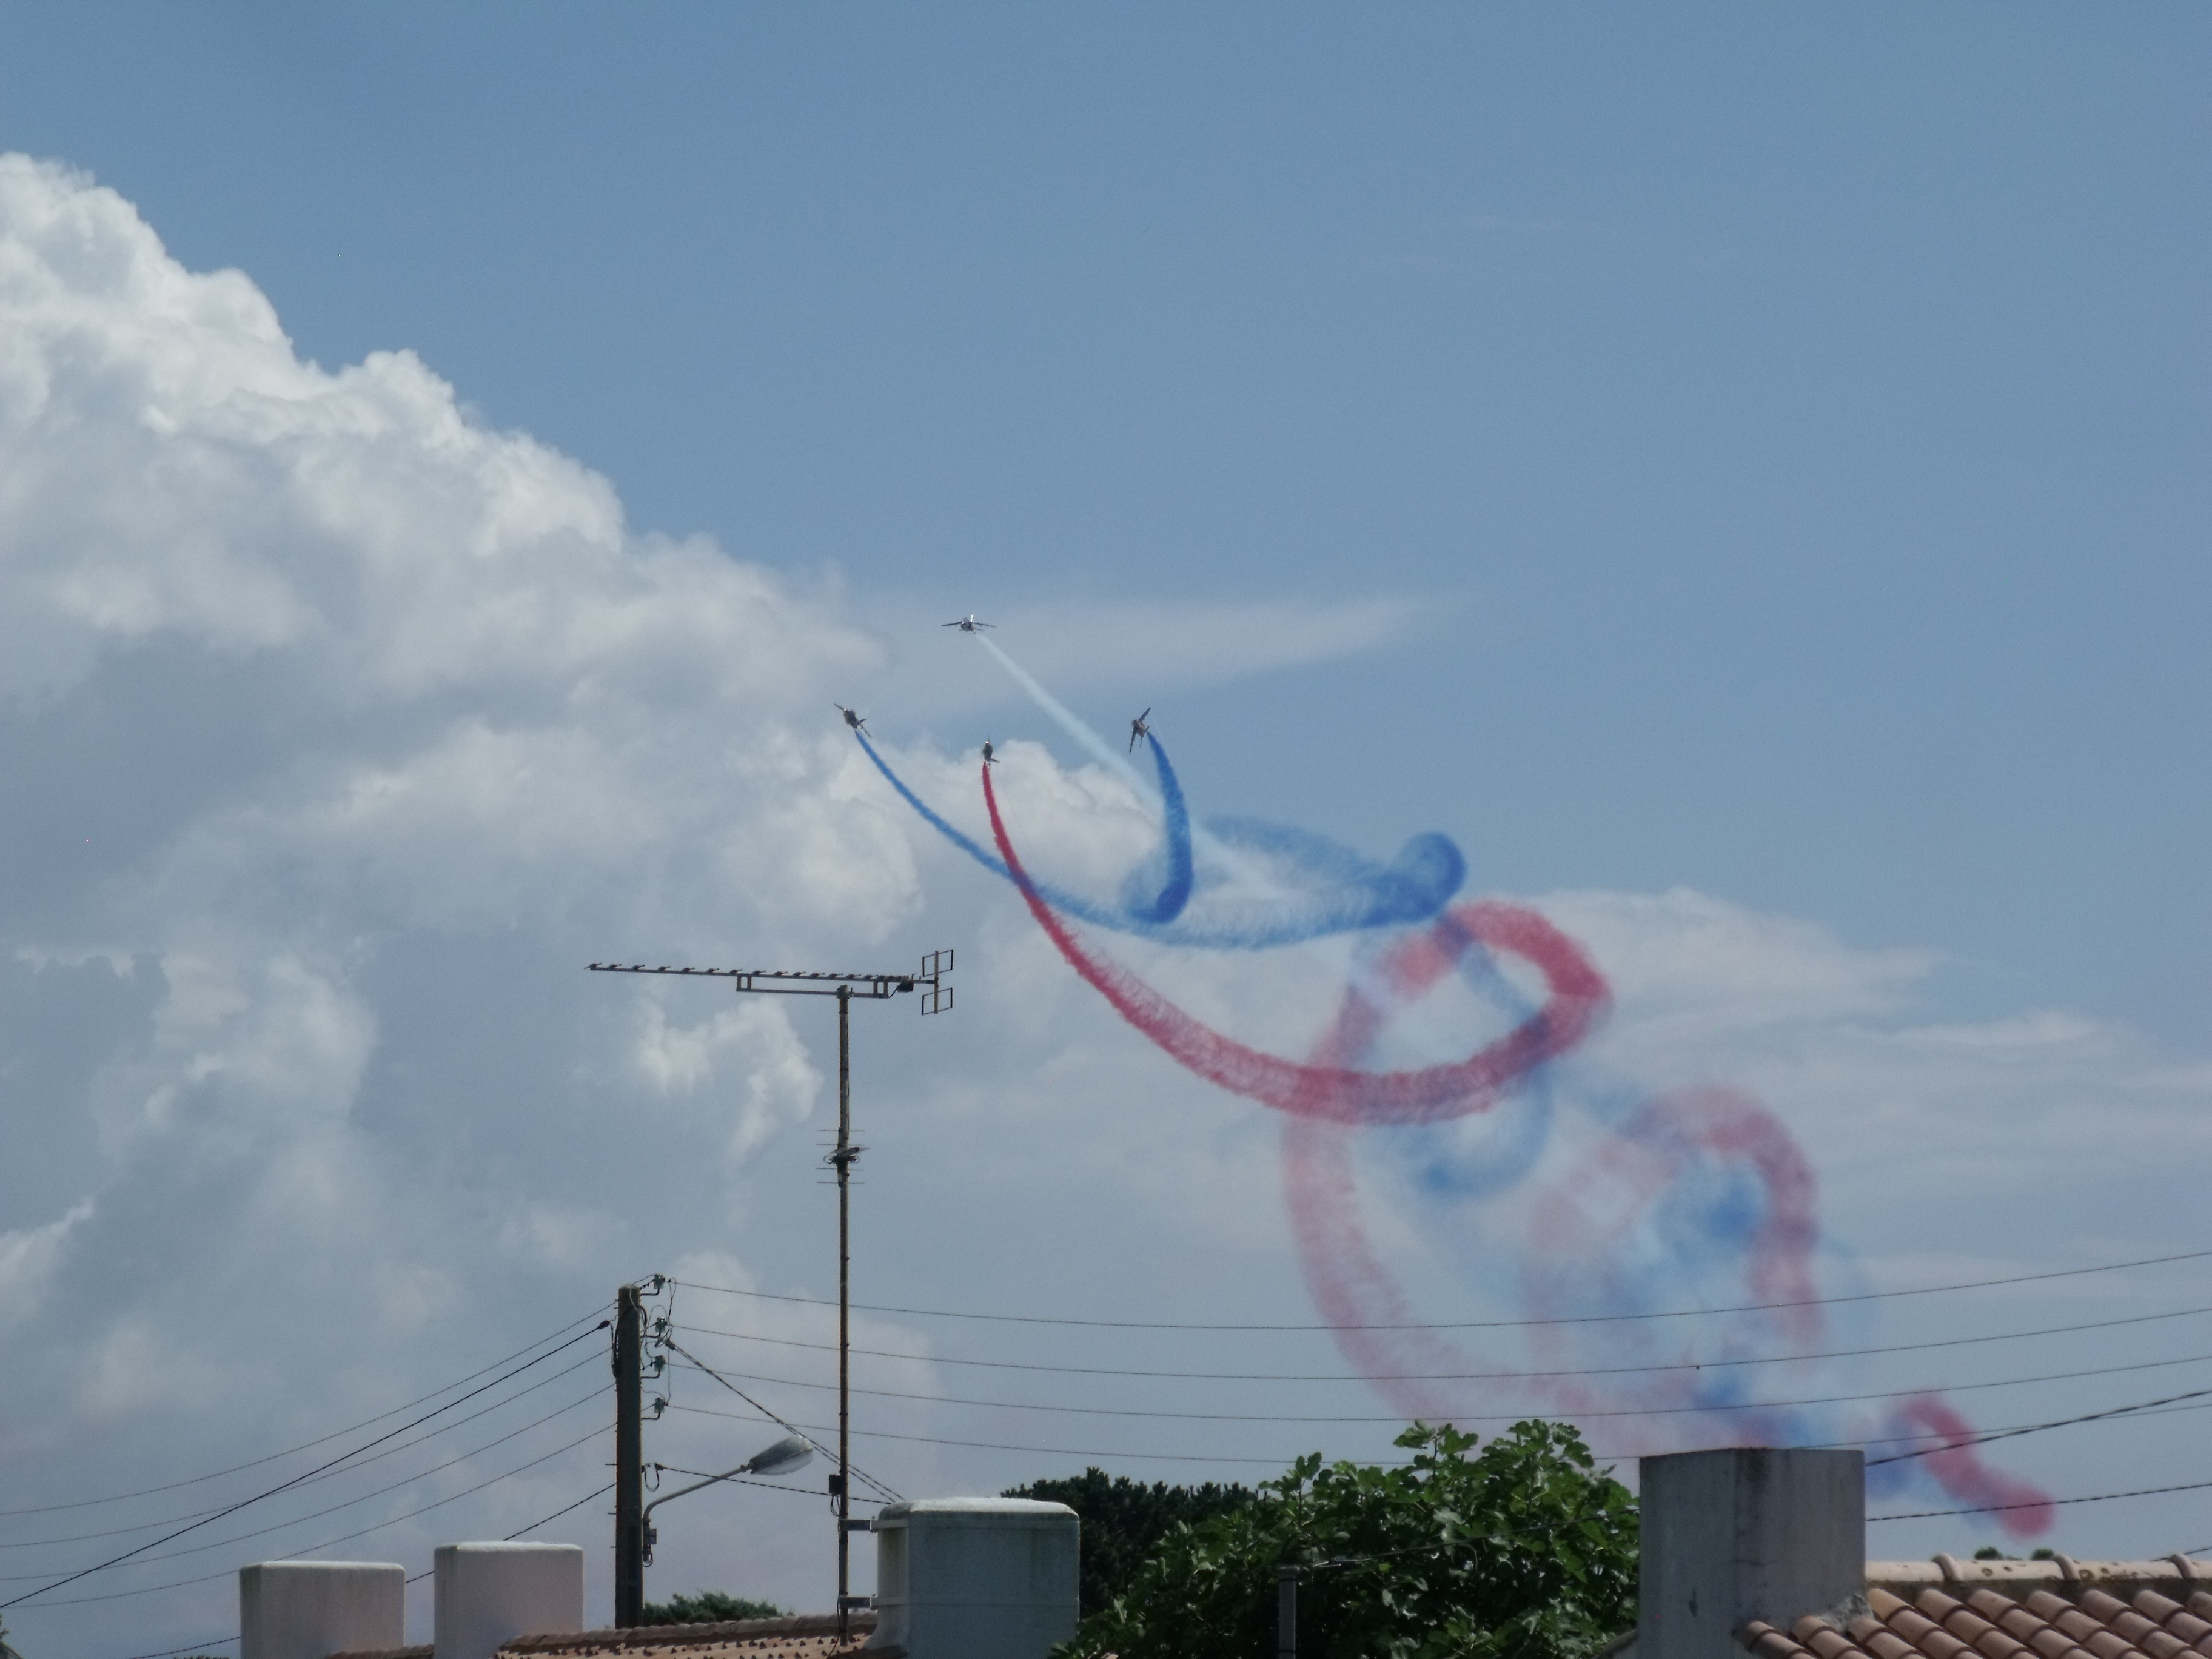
642, 1463, 754, 1526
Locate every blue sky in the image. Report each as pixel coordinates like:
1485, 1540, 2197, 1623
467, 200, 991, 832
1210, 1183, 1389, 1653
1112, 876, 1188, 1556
0, 7, 2207, 1654
7, 4, 2205, 1039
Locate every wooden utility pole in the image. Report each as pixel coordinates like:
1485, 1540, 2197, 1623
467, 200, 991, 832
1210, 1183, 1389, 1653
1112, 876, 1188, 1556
614, 1282, 645, 1626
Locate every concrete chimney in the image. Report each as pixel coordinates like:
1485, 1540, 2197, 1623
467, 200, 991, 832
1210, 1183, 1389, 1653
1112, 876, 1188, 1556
1638, 1448, 1865, 1659
433, 1541, 584, 1659
239, 1561, 404, 1659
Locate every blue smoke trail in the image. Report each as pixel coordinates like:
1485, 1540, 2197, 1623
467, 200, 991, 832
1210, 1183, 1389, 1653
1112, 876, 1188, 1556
1126, 732, 1195, 923
854, 729, 1466, 949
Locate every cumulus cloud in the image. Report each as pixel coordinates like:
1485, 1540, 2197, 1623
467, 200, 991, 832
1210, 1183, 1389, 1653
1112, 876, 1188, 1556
0, 1198, 92, 1328
1, 153, 2205, 1655
0, 153, 925, 1650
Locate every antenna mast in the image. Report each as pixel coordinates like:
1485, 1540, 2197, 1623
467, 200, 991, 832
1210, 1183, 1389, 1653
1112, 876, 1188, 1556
589, 952, 953, 1637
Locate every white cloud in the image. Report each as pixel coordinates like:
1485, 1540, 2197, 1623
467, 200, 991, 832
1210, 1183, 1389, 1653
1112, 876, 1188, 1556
0, 1199, 92, 1329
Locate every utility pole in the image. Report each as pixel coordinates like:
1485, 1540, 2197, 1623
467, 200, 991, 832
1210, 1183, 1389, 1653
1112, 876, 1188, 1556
614, 1282, 645, 1627
831, 983, 857, 1640
589, 953, 953, 1637
1278, 1563, 1298, 1659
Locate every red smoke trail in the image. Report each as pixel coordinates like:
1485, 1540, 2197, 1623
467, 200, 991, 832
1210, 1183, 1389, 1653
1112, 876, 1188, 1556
980, 762, 2054, 1532
1883, 1395, 2057, 1536
981, 765, 1609, 1124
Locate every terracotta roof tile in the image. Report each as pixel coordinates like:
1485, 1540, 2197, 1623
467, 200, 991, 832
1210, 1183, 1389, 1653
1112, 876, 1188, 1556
490, 1612, 893, 1659
1795, 1617, 1871, 1659
1853, 1614, 1929, 1659
1743, 1562, 2212, 1659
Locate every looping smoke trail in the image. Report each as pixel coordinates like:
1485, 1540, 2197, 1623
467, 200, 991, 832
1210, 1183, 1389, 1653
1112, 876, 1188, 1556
983, 759, 1603, 1123
855, 727, 1465, 948
1130, 731, 1195, 923
970, 756, 2056, 1535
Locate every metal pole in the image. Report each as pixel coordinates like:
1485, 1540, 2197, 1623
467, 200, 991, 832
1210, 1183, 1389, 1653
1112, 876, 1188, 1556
835, 984, 853, 1640
615, 1284, 644, 1627
1277, 1563, 1298, 1659
585, 954, 954, 1637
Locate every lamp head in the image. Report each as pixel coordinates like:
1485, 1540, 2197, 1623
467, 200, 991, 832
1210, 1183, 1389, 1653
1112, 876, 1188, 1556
742, 1435, 814, 1479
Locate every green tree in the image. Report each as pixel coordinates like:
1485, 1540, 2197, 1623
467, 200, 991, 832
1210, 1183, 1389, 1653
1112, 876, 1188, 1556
1059, 1421, 1637, 1659
640, 1589, 786, 1625
1004, 1469, 1258, 1616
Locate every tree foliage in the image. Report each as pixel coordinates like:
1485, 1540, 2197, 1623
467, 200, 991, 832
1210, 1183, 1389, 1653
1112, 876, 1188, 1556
640, 1589, 786, 1625
1057, 1421, 1637, 1659
1004, 1468, 1258, 1616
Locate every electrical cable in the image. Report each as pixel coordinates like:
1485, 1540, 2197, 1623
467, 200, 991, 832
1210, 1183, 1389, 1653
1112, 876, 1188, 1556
668, 1347, 2212, 1429
1865, 1384, 2212, 1468
669, 1299, 2212, 1384
21, 1420, 612, 1609
2, 1352, 606, 1550
0, 1306, 610, 1520
668, 1389, 2212, 1471
110, 1639, 237, 1659
669, 1244, 2212, 1332
659, 1359, 2212, 1444
1871, 1475, 2212, 1522
649, 1464, 869, 1503
0, 1324, 609, 1610
504, 1482, 616, 1540
762, 1414, 1392, 1467
673, 1395, 2212, 1493
655, 1335, 902, 1505
0, 1386, 606, 1580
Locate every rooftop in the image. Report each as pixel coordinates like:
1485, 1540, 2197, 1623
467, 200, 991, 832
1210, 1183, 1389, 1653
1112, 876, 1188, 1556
332, 1611, 896, 1659
1741, 1557, 2211, 1659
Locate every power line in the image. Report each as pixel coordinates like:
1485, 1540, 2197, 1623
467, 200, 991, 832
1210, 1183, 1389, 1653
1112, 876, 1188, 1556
672, 1394, 2212, 1487
1865, 1384, 2212, 1468
661, 1357, 2212, 1443
658, 1335, 902, 1506
4, 1353, 606, 1551
112, 1640, 237, 1659
0, 1387, 606, 1581
650, 1464, 871, 1504
669, 1245, 2212, 1332
670, 1402, 1390, 1467
0, 1326, 608, 1611
670, 1348, 2212, 1429
505, 1483, 617, 1540
1871, 1475, 2212, 1522
0, 1307, 610, 1521
669, 1299, 2212, 1384
25, 1419, 612, 1609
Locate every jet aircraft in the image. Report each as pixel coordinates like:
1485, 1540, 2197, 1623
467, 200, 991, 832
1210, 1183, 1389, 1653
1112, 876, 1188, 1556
1127, 708, 1151, 752
942, 614, 994, 632
835, 703, 867, 733
981, 739, 999, 766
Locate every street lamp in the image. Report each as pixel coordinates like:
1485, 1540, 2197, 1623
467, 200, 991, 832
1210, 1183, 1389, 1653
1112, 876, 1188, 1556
642, 1434, 815, 1566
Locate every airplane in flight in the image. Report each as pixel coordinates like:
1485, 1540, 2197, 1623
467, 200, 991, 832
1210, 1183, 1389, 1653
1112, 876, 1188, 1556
1127, 708, 1151, 752
835, 703, 867, 733
942, 614, 994, 632
981, 739, 999, 766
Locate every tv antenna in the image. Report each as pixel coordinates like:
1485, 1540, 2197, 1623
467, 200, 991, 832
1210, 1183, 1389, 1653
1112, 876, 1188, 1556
588, 952, 953, 1635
